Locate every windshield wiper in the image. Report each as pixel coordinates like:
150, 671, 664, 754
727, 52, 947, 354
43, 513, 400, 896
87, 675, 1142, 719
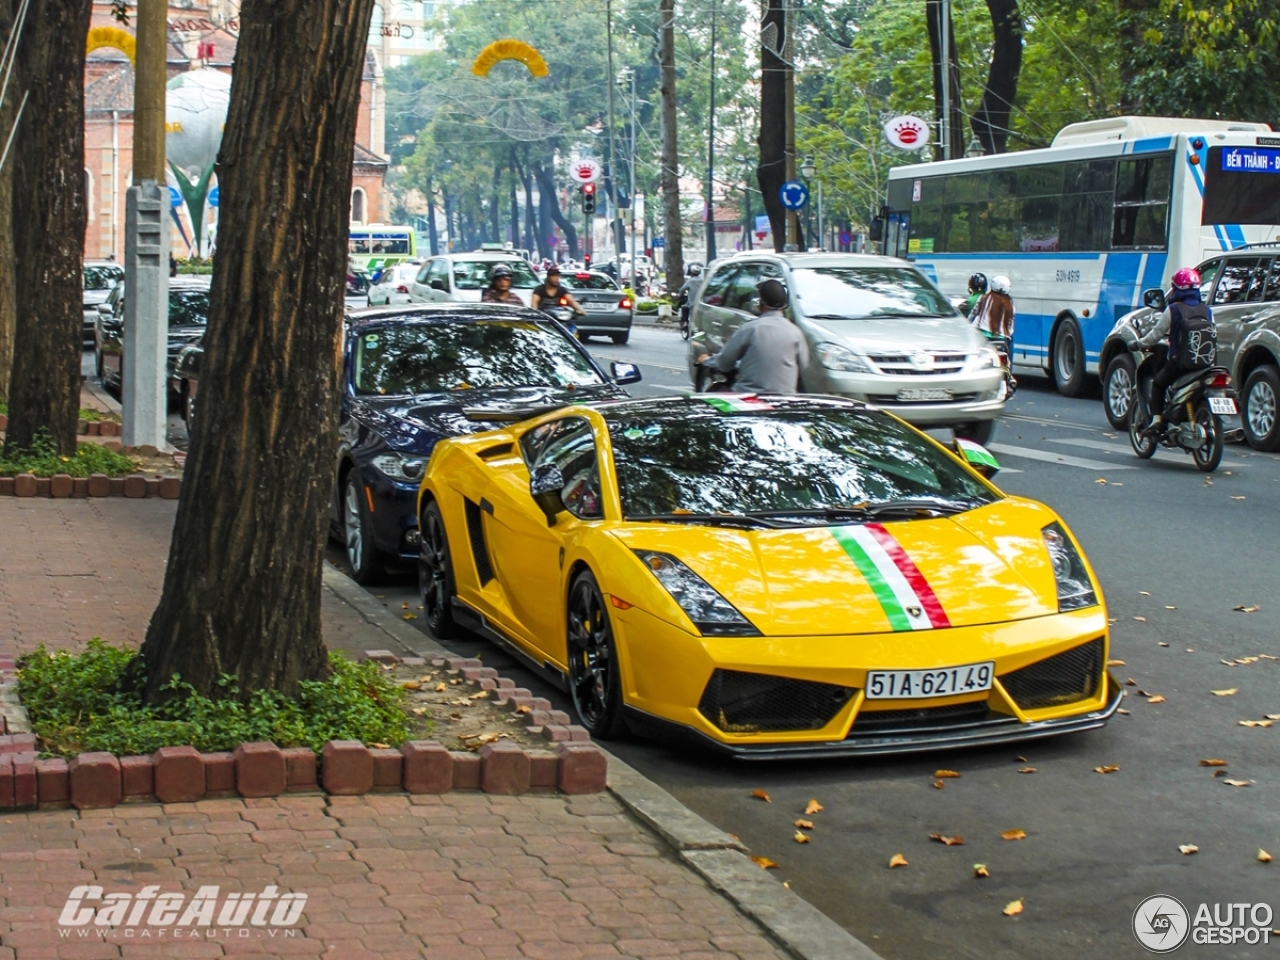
746, 506, 871, 523
628, 513, 782, 530
862, 497, 980, 518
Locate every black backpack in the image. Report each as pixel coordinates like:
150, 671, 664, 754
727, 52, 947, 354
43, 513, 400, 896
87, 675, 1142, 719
1170, 302, 1216, 370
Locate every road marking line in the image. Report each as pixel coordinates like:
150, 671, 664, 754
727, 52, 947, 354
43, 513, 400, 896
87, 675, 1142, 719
1047, 438, 1127, 454
1004, 413, 1100, 432
988, 442, 1135, 471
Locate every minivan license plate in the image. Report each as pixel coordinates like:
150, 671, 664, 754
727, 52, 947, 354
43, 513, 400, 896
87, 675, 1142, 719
865, 662, 995, 700
1209, 396, 1237, 415
897, 387, 952, 402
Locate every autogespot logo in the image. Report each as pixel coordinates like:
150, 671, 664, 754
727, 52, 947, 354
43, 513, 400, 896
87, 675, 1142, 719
1133, 895, 1190, 953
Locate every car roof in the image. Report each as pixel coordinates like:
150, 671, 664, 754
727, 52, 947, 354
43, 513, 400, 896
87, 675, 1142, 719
435, 252, 530, 262
345, 302, 557, 329
707, 251, 910, 271
84, 260, 122, 268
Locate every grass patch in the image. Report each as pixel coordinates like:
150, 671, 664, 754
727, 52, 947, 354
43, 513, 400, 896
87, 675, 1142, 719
0, 404, 118, 422
20, 640, 415, 758
0, 432, 138, 478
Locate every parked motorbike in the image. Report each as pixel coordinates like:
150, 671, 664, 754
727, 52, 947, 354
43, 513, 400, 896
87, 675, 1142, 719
346, 267, 370, 296
1128, 348, 1236, 472
989, 335, 1017, 399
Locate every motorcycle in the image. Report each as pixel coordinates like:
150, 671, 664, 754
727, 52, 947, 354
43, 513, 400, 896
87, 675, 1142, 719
346, 267, 370, 296
988, 335, 1017, 399
1128, 347, 1236, 472
677, 290, 691, 340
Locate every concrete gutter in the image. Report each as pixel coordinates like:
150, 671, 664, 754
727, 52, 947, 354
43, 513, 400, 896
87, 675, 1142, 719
322, 562, 885, 960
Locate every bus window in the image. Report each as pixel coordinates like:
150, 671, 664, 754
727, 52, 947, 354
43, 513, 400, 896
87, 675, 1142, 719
1112, 155, 1172, 249
1203, 146, 1280, 225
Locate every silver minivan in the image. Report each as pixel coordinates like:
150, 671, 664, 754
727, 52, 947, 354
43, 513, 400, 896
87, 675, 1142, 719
686, 252, 1007, 442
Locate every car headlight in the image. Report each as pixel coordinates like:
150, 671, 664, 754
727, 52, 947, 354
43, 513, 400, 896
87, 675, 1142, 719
632, 550, 760, 636
1042, 522, 1097, 611
816, 342, 872, 373
371, 453, 428, 483
969, 347, 1001, 370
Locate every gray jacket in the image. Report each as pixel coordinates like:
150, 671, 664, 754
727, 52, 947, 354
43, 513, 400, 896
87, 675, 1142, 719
706, 311, 810, 394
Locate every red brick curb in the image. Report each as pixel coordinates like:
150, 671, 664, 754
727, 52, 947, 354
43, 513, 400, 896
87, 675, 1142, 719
0, 473, 181, 499
0, 414, 121, 435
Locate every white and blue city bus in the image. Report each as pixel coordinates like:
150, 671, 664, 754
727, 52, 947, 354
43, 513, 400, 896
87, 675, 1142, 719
883, 117, 1280, 396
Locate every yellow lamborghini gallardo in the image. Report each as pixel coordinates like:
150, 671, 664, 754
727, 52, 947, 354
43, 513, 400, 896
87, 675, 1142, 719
416, 394, 1122, 757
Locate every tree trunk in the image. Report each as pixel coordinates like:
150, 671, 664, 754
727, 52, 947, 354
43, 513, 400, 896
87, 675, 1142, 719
926, 0, 965, 160
508, 159, 519, 246
514, 152, 544, 259
757, 0, 787, 251
443, 191, 455, 252
489, 167, 500, 244
424, 175, 439, 256
3, 0, 93, 456
140, 0, 376, 702
971, 0, 1022, 154
0, 0, 16, 405
534, 163, 578, 259
659, 0, 684, 287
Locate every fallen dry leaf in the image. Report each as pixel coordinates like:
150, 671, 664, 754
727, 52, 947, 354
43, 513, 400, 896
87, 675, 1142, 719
934, 769, 961, 778
1015, 755, 1027, 762
402, 613, 418, 621
468, 690, 489, 700
1147, 695, 1167, 704
1261, 655, 1280, 661
1166, 605, 1177, 610
1094, 765, 1121, 774
932, 780, 945, 790
1158, 642, 1170, 647
1107, 659, 1126, 666
1139, 591, 1151, 596
400, 602, 410, 610
515, 704, 532, 714
805, 799, 823, 815
370, 742, 390, 750
1125, 678, 1137, 686
1003, 899, 1024, 916
888, 853, 908, 868
1239, 720, 1274, 728
410, 706, 428, 716
1001, 829, 1027, 841
1133, 616, 1147, 623
418, 674, 434, 683
1259, 850, 1273, 863
929, 833, 966, 846
751, 789, 772, 802
400, 681, 421, 690
1230, 495, 1247, 500
1213, 688, 1239, 697
793, 831, 810, 844
1223, 779, 1250, 787
1180, 844, 1199, 855
1266, 714, 1280, 721
794, 819, 814, 830
1214, 770, 1228, 778
974, 864, 990, 878
1199, 759, 1229, 767
435, 682, 448, 692
1018, 767, 1037, 774
751, 856, 780, 869
1094, 478, 1108, 484
1117, 708, 1130, 715
1235, 605, 1261, 613
783, 881, 790, 888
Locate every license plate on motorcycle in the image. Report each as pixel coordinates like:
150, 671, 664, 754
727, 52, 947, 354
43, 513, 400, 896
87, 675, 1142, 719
897, 387, 953, 402
865, 662, 995, 700
1209, 397, 1237, 415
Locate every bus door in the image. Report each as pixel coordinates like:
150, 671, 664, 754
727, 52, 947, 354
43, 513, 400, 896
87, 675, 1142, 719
879, 210, 910, 259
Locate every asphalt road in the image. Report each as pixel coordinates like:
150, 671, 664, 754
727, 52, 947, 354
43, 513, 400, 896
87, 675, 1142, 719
274, 321, 1279, 958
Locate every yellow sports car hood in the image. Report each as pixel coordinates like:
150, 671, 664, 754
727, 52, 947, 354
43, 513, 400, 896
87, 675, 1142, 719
610, 500, 1065, 636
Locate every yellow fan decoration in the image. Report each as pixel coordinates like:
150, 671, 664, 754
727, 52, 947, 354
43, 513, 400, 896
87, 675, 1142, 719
471, 39, 549, 78
86, 26, 137, 65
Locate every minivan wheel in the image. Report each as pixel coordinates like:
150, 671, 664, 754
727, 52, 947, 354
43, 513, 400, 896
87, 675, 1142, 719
1242, 365, 1280, 452
1102, 353, 1137, 431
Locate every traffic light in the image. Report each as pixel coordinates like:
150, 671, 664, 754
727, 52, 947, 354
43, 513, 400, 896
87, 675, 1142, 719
581, 183, 596, 215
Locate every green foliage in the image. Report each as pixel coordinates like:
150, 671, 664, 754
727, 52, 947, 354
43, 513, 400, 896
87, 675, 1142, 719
20, 641, 414, 758
0, 432, 138, 478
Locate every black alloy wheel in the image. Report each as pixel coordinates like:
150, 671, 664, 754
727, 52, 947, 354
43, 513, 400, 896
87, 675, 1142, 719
343, 471, 381, 585
1192, 401, 1224, 473
1052, 318, 1087, 397
566, 570, 627, 739
1242, 365, 1280, 452
1102, 353, 1137, 431
419, 499, 459, 639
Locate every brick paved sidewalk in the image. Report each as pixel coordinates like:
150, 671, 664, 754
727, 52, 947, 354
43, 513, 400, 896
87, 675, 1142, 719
0, 498, 790, 960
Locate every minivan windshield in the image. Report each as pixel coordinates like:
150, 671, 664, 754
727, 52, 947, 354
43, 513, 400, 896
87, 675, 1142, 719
453, 260, 538, 290
792, 266, 956, 320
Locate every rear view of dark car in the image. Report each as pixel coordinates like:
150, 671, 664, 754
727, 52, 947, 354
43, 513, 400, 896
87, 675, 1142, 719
94, 277, 211, 400
83, 261, 124, 347
561, 271, 634, 344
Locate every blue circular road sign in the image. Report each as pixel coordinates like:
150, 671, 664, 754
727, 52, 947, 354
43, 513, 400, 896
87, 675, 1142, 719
779, 180, 809, 210
168, 186, 182, 208
208, 186, 219, 208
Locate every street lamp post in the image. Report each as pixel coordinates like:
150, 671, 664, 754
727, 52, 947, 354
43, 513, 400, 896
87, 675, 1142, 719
619, 69, 637, 292
800, 155, 815, 251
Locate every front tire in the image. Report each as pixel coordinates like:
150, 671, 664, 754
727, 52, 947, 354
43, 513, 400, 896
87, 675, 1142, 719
1102, 353, 1136, 430
1242, 365, 1280, 452
343, 472, 381, 585
1192, 401, 1224, 473
1052, 318, 1087, 397
419, 500, 460, 639
566, 570, 627, 739
1128, 390, 1158, 459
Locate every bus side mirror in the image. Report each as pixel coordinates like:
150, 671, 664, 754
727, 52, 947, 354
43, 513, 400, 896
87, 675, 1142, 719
1142, 288, 1166, 311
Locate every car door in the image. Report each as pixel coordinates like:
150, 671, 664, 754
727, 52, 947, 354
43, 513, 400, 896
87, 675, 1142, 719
690, 264, 739, 349
1209, 257, 1261, 369
484, 416, 604, 667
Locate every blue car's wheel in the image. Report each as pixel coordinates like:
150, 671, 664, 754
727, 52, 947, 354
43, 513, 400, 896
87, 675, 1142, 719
567, 570, 626, 739
343, 472, 381, 585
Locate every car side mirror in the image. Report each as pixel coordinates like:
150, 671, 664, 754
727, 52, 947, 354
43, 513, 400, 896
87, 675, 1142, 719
529, 463, 566, 525
430, 279, 446, 291
747, 295, 761, 315
953, 438, 1000, 480
97, 304, 114, 315
1142, 288, 1166, 311
611, 361, 641, 385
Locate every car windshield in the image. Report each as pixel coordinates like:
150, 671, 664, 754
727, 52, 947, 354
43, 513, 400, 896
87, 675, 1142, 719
792, 266, 956, 320
168, 291, 209, 326
84, 266, 123, 290
562, 273, 618, 291
353, 320, 606, 396
453, 260, 538, 290
606, 404, 995, 521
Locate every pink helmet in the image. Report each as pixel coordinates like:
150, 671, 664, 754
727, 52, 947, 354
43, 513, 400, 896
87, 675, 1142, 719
1171, 267, 1202, 290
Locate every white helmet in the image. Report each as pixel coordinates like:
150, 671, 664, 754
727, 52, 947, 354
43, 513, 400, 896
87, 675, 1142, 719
990, 275, 1012, 295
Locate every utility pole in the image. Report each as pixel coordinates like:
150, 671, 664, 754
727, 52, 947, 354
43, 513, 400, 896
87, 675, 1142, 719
705, 0, 717, 263
123, 0, 169, 450
939, 0, 951, 160
604, 0, 622, 271
784, 0, 798, 250
627, 69, 637, 292
658, 0, 683, 292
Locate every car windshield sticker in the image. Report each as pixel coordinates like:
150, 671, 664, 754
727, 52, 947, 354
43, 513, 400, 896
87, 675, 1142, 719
621, 427, 645, 439
699, 395, 775, 412
364, 334, 380, 348
644, 425, 661, 436
830, 524, 951, 631
955, 438, 999, 470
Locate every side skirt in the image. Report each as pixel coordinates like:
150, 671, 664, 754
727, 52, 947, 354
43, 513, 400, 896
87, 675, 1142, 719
450, 597, 569, 692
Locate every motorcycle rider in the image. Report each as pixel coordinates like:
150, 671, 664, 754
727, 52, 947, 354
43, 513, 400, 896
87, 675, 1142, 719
481, 263, 523, 305
971, 274, 1014, 338
677, 263, 703, 336
962, 273, 987, 318
1136, 266, 1215, 431
696, 279, 808, 394
530, 265, 585, 315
